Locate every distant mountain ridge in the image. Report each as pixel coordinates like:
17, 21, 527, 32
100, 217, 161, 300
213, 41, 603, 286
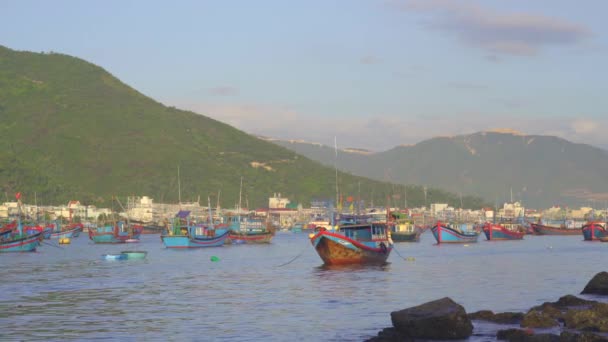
269, 131, 608, 208
0, 45, 487, 209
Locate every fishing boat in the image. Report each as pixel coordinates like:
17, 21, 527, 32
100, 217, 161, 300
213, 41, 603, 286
310, 221, 393, 265
49, 222, 84, 239
582, 222, 607, 241
482, 222, 525, 240
89, 222, 143, 244
0, 220, 42, 253
389, 212, 421, 242
531, 222, 581, 236
161, 219, 230, 248
226, 215, 274, 244
431, 221, 480, 244
161, 203, 230, 248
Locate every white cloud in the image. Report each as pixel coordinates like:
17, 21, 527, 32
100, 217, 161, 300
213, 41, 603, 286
391, 0, 590, 56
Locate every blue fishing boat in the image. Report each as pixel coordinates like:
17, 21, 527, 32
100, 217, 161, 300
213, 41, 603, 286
0, 220, 42, 253
582, 222, 607, 241
431, 221, 480, 244
161, 207, 230, 248
89, 222, 143, 244
310, 220, 393, 265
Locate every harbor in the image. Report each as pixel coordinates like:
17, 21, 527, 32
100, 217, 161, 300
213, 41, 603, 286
2, 226, 608, 340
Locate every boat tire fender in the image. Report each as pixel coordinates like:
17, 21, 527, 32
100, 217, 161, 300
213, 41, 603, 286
379, 242, 387, 253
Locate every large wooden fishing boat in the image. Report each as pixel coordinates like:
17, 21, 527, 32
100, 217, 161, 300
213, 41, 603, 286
0, 220, 42, 252
310, 222, 393, 265
582, 222, 607, 241
531, 223, 581, 236
482, 222, 525, 240
431, 221, 480, 244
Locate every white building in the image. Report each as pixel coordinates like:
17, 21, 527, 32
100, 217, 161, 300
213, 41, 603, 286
269, 193, 290, 209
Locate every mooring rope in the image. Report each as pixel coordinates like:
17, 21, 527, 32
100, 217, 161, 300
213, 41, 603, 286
41, 241, 64, 249
275, 245, 308, 267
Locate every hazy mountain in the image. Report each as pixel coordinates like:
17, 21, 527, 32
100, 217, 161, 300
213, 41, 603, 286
268, 131, 608, 208
0, 46, 487, 209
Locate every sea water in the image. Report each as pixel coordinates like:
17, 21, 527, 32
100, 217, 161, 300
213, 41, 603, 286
1, 232, 606, 341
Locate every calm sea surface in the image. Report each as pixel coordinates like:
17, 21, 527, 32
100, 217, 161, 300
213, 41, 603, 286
1, 231, 607, 341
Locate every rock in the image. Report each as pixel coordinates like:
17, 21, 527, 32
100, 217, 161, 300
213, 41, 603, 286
469, 310, 524, 324
521, 310, 559, 328
560, 331, 608, 342
496, 328, 559, 342
532, 295, 598, 311
563, 302, 608, 332
582, 272, 608, 295
364, 327, 413, 342
390, 297, 473, 340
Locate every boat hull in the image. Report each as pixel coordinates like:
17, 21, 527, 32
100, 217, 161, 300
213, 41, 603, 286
0, 233, 41, 252
391, 231, 421, 242
531, 223, 580, 236
483, 223, 524, 240
226, 231, 273, 244
582, 222, 607, 241
161, 230, 229, 248
310, 231, 391, 265
431, 224, 479, 244
50, 225, 83, 239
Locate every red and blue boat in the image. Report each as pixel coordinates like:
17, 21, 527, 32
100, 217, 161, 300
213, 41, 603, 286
582, 222, 607, 241
0, 220, 42, 253
431, 221, 480, 244
482, 222, 525, 240
49, 222, 84, 239
310, 222, 393, 265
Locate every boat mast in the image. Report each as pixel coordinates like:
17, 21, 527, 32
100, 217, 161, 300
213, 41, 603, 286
177, 165, 182, 208
334, 136, 339, 213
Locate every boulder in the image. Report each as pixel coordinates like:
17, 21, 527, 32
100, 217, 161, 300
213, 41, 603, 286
390, 297, 473, 340
364, 327, 412, 342
559, 331, 608, 342
520, 310, 559, 328
582, 272, 608, 295
496, 329, 559, 342
531, 295, 597, 311
563, 302, 608, 332
469, 310, 523, 324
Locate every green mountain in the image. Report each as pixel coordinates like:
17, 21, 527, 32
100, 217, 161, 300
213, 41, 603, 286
0, 46, 487, 209
269, 131, 608, 208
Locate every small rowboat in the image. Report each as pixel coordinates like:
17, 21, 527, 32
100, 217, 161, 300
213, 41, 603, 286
102, 253, 127, 260
120, 251, 147, 260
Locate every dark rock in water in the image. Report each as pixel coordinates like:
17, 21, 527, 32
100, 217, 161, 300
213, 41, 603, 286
364, 327, 413, 342
496, 328, 559, 341
532, 295, 598, 311
389, 297, 473, 340
564, 302, 608, 332
469, 310, 524, 324
560, 331, 608, 342
520, 310, 559, 328
582, 272, 608, 295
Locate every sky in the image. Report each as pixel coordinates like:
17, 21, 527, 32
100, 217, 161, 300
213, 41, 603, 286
2, 0, 607, 151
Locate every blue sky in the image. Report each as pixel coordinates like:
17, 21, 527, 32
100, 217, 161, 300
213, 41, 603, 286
2, 0, 607, 150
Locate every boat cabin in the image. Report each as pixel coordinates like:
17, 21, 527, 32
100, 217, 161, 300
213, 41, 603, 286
339, 223, 388, 241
